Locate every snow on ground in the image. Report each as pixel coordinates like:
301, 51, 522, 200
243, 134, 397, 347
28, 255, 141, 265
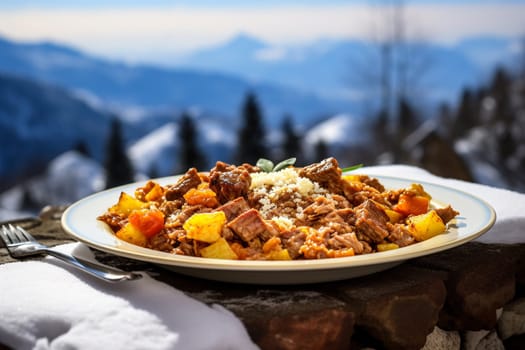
0, 151, 105, 221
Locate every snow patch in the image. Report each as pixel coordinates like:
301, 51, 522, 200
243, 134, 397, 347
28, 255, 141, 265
128, 123, 178, 176
303, 114, 365, 147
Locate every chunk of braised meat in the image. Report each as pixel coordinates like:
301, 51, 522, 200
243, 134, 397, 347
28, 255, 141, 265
210, 160, 259, 174
227, 208, 277, 243
159, 199, 184, 217
354, 199, 390, 243
209, 163, 252, 203
435, 205, 459, 224
299, 228, 329, 259
327, 231, 364, 254
386, 223, 415, 247
331, 194, 351, 209
341, 175, 385, 197
167, 204, 213, 228
318, 211, 346, 226
238, 163, 260, 173
221, 226, 236, 241
344, 181, 391, 207
361, 176, 385, 192
165, 168, 201, 200
361, 241, 373, 254
210, 161, 233, 173
148, 232, 174, 252
216, 197, 250, 221
301, 197, 336, 224
299, 157, 345, 194
174, 239, 195, 256
97, 212, 126, 232
335, 208, 356, 225
281, 229, 307, 259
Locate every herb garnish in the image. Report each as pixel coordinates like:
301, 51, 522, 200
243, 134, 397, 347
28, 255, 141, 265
341, 164, 364, 173
256, 158, 297, 172
257, 158, 362, 173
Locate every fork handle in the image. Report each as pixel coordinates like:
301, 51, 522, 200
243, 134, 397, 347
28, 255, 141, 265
43, 248, 142, 283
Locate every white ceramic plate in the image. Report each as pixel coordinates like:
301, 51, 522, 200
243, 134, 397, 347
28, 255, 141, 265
61, 175, 496, 285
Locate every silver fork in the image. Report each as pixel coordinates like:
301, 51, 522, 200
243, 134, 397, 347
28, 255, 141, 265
0, 224, 142, 283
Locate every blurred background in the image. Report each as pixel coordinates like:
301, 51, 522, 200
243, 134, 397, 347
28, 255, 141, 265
0, 0, 524, 220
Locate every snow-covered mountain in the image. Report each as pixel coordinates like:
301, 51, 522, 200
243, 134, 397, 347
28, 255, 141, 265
0, 72, 111, 190
178, 33, 522, 106
2, 33, 519, 129
0, 36, 352, 127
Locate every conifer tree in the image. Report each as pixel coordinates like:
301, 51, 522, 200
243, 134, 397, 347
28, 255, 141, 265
73, 141, 90, 158
453, 89, 477, 139
236, 92, 268, 164
281, 114, 302, 164
397, 97, 419, 136
104, 117, 134, 188
371, 108, 390, 156
437, 102, 454, 139
313, 139, 329, 163
176, 112, 206, 173
490, 67, 512, 124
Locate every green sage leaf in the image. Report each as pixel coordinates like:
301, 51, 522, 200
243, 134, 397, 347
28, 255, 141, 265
256, 158, 274, 173
272, 157, 297, 172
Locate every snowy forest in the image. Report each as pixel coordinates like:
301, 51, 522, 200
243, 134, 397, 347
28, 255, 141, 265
102, 63, 525, 191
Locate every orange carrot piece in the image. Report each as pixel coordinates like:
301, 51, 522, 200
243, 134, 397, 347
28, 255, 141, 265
394, 194, 430, 216
128, 209, 165, 238
183, 188, 219, 208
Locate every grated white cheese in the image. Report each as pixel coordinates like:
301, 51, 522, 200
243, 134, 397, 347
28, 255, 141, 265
250, 168, 328, 220
250, 168, 315, 196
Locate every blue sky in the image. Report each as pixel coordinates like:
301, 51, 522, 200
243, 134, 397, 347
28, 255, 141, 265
0, 0, 524, 65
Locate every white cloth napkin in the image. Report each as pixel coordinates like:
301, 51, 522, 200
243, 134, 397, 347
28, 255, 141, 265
0, 243, 258, 350
361, 165, 525, 243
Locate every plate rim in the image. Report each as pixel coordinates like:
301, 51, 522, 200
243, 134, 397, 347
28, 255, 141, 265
61, 174, 496, 273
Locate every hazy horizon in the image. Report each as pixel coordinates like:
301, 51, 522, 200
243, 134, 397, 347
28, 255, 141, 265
0, 0, 524, 67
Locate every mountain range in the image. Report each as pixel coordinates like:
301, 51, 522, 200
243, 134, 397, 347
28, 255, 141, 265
0, 36, 351, 128
0, 33, 521, 193
0, 72, 111, 189
176, 33, 521, 107
1, 33, 520, 125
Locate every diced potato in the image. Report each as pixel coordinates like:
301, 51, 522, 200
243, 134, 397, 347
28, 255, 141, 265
200, 237, 238, 259
116, 222, 147, 247
342, 174, 362, 183
407, 183, 431, 199
384, 209, 403, 223
266, 249, 292, 260
261, 237, 291, 260
183, 211, 227, 243
377, 243, 399, 252
330, 248, 355, 258
109, 192, 148, 216
262, 236, 282, 254
407, 210, 446, 241
144, 182, 164, 202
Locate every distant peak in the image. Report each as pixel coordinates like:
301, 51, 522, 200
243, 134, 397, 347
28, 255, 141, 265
225, 33, 267, 50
